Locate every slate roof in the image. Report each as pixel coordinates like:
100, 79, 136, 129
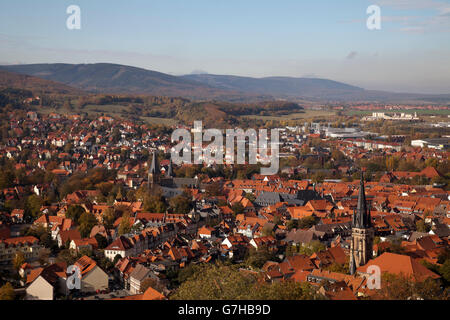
129, 264, 151, 282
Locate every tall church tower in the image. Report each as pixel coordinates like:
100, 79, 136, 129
349, 171, 374, 275
148, 151, 160, 188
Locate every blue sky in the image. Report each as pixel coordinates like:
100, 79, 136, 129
1, 0, 450, 93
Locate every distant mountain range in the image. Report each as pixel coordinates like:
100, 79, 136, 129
1, 63, 449, 103
182, 74, 364, 99
183, 74, 450, 103
0, 69, 84, 95
0, 63, 233, 100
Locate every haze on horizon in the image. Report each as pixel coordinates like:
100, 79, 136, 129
1, 0, 450, 94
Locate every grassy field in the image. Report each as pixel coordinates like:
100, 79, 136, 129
82, 104, 129, 114
140, 116, 177, 126
242, 110, 336, 121
37, 104, 129, 116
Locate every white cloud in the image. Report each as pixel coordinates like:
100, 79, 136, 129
378, 0, 450, 32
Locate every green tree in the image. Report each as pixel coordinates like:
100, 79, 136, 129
250, 280, 322, 300
245, 246, 275, 269
66, 205, 86, 224
245, 193, 256, 202
94, 234, 108, 249
231, 202, 244, 216
299, 240, 326, 256
78, 212, 98, 238
57, 249, 77, 265
325, 262, 349, 274
169, 194, 192, 214
113, 254, 123, 265
440, 259, 450, 284
144, 194, 167, 213
25, 195, 43, 218
0, 170, 15, 189
118, 212, 132, 235
311, 172, 325, 184
297, 216, 319, 229
102, 208, 116, 230
286, 219, 298, 231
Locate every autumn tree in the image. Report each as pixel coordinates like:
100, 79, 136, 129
297, 215, 319, 229
0, 283, 15, 301
78, 212, 98, 238
286, 219, 298, 231
0, 169, 15, 189
377, 273, 447, 300
325, 262, 349, 274
311, 172, 325, 184
439, 259, 450, 285
171, 263, 323, 300
245, 246, 276, 269
95, 234, 108, 249
66, 205, 86, 224
118, 212, 132, 235
299, 240, 326, 256
13, 252, 25, 271
57, 249, 77, 266
205, 182, 223, 197
140, 278, 165, 294
416, 220, 431, 233
144, 194, 167, 213
25, 194, 43, 218
231, 202, 244, 216
102, 207, 116, 230
169, 194, 192, 214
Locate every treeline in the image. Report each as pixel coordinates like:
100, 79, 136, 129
217, 101, 304, 116
76, 94, 190, 108
170, 263, 322, 300
0, 88, 31, 111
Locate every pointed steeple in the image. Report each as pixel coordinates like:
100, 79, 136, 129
350, 170, 374, 272
148, 151, 161, 188
353, 170, 371, 229
149, 151, 160, 175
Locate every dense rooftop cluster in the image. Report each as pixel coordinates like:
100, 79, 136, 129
0, 111, 449, 301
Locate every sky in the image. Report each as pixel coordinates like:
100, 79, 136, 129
0, 0, 450, 93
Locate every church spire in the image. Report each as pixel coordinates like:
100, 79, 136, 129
353, 170, 371, 229
148, 151, 160, 188
149, 151, 160, 176
349, 169, 374, 274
